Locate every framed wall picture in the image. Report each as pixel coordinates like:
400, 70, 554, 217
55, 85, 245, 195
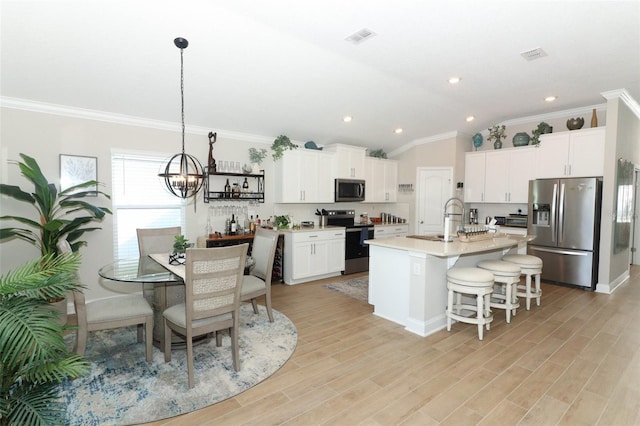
60, 154, 98, 196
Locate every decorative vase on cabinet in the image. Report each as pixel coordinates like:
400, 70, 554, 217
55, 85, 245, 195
512, 132, 530, 147
494, 140, 503, 149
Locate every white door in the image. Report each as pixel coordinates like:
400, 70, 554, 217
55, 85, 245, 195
416, 167, 453, 235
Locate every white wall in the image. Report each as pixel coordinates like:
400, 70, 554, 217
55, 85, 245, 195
0, 106, 403, 306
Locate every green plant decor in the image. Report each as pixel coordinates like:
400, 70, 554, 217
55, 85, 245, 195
0, 153, 112, 257
369, 149, 387, 159
248, 148, 268, 165
172, 234, 192, 254
274, 215, 290, 230
0, 252, 90, 425
530, 121, 551, 147
271, 135, 298, 161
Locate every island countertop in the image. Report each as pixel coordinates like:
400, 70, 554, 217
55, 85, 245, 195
366, 234, 534, 257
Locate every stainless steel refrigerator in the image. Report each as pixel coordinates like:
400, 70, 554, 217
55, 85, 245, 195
528, 177, 602, 290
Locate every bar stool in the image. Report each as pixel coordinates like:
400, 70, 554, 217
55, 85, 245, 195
446, 267, 494, 340
477, 260, 521, 323
502, 254, 543, 310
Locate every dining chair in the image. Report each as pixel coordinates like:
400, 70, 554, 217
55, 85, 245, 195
163, 244, 248, 389
57, 239, 154, 361
241, 227, 278, 322
136, 226, 182, 257
136, 226, 182, 348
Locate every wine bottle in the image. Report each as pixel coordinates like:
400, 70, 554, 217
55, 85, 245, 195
230, 214, 237, 235
242, 177, 249, 196
226, 179, 231, 197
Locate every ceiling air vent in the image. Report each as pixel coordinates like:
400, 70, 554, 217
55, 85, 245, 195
345, 28, 377, 44
520, 47, 548, 61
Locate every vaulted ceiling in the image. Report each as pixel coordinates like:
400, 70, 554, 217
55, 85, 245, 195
2, 1, 639, 153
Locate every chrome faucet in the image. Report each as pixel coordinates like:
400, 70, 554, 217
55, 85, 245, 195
443, 197, 465, 230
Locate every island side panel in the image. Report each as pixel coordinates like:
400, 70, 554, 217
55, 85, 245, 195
368, 245, 410, 326
405, 252, 450, 337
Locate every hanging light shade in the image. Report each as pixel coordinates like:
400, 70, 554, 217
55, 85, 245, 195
159, 37, 204, 199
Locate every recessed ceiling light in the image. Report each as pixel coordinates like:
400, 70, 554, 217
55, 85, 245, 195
394, 128, 403, 134
343, 116, 353, 123
448, 76, 461, 84
544, 96, 557, 102
466, 116, 475, 122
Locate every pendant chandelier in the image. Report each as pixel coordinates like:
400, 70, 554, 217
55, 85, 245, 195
158, 37, 204, 199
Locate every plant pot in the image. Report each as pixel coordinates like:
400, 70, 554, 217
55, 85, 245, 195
169, 252, 186, 265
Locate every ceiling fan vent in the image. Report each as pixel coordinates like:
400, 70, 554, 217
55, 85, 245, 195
520, 47, 548, 61
345, 28, 377, 44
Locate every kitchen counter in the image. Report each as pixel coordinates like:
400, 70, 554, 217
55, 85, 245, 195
366, 234, 533, 337
366, 233, 531, 257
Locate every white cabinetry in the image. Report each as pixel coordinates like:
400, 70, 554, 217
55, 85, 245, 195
324, 144, 366, 179
465, 148, 535, 203
535, 127, 605, 178
374, 224, 409, 239
274, 149, 333, 203
464, 152, 486, 202
364, 157, 398, 202
283, 228, 346, 285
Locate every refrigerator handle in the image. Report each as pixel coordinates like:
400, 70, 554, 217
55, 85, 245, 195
558, 183, 566, 244
551, 183, 557, 244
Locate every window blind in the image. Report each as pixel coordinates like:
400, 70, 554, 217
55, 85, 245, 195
112, 152, 185, 259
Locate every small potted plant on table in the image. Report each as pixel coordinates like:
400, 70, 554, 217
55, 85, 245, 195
170, 234, 192, 265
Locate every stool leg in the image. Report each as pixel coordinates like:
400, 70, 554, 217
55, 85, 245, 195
477, 294, 484, 340
484, 293, 491, 331
511, 282, 518, 317
525, 273, 532, 310
505, 282, 512, 324
455, 292, 462, 315
535, 273, 541, 306
446, 288, 453, 331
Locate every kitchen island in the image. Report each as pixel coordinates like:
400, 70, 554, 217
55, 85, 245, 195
366, 234, 531, 337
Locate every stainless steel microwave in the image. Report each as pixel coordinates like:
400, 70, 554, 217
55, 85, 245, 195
335, 179, 365, 202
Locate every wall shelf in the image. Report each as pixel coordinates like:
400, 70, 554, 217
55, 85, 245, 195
203, 169, 265, 203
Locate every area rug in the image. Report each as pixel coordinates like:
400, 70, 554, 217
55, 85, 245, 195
323, 276, 369, 303
58, 304, 297, 425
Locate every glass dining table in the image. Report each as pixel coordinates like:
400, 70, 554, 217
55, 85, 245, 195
98, 255, 254, 349
98, 256, 185, 349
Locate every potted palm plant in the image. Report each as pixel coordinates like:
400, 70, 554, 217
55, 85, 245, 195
0, 153, 112, 256
0, 252, 90, 425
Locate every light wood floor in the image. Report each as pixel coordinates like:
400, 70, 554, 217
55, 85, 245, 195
148, 266, 640, 426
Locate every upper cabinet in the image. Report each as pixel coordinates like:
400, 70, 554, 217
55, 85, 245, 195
464, 152, 486, 202
535, 127, 605, 178
364, 157, 398, 203
323, 144, 366, 179
464, 147, 536, 203
274, 149, 333, 203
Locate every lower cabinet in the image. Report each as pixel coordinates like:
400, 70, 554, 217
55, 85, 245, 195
373, 224, 409, 239
283, 228, 345, 285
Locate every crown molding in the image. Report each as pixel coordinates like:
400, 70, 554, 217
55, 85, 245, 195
499, 102, 607, 127
0, 97, 273, 145
601, 88, 640, 119
389, 131, 459, 157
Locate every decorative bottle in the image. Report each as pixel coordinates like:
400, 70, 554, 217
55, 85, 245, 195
230, 214, 237, 235
242, 177, 249, 197
224, 178, 231, 199
591, 109, 598, 128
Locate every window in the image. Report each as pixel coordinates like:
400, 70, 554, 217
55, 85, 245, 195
111, 151, 185, 259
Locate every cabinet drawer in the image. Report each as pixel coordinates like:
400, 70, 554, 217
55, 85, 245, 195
291, 229, 345, 243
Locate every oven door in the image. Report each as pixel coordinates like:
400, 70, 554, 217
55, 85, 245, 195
345, 227, 374, 260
